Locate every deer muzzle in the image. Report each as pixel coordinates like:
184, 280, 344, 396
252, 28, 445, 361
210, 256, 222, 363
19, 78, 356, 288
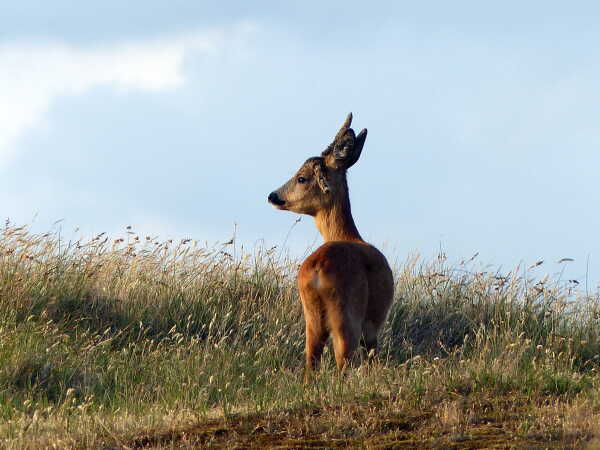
268, 192, 286, 207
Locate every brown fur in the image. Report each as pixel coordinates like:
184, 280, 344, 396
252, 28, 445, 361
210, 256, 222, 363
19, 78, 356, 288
268, 113, 394, 378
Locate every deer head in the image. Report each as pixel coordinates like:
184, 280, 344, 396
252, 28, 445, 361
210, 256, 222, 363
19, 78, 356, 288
268, 113, 367, 216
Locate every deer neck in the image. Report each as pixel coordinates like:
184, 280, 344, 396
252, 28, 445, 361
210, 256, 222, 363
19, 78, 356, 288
314, 195, 363, 243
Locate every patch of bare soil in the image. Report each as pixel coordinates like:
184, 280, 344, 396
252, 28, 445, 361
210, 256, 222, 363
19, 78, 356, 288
104, 398, 594, 449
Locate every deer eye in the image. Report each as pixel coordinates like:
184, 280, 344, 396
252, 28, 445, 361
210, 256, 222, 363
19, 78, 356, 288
297, 176, 307, 184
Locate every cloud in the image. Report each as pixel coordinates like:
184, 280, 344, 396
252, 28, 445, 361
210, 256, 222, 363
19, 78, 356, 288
0, 25, 252, 167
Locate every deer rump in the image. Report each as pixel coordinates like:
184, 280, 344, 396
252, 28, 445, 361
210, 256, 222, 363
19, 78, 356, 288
298, 241, 393, 371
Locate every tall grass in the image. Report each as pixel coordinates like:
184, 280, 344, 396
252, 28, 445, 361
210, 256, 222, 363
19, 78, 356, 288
1, 222, 599, 447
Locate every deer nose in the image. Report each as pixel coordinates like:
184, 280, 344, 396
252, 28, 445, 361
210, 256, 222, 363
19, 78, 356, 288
268, 192, 285, 206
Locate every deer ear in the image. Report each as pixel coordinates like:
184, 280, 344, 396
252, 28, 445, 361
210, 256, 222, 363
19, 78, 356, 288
346, 128, 367, 167
321, 114, 367, 170
314, 163, 330, 193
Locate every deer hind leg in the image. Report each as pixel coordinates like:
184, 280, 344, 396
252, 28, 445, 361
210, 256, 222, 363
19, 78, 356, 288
325, 277, 369, 371
326, 299, 364, 371
300, 283, 329, 382
330, 320, 361, 371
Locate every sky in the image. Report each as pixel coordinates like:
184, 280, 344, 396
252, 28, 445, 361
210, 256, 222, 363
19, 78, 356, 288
2, 1, 600, 290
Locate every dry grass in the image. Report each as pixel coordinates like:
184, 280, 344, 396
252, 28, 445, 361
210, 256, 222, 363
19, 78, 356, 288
1, 222, 600, 448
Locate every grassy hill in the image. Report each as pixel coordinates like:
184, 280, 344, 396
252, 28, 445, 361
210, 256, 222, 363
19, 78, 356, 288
1, 223, 600, 448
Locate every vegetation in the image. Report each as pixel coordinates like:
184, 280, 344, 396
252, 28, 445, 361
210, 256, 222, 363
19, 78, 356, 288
1, 222, 600, 448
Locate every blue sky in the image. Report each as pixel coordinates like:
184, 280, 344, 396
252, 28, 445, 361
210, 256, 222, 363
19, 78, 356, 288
2, 1, 600, 288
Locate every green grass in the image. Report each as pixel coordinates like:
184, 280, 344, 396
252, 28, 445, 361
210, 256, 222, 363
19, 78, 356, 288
1, 222, 600, 448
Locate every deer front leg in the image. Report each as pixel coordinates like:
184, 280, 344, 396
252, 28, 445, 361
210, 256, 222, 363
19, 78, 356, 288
361, 319, 379, 359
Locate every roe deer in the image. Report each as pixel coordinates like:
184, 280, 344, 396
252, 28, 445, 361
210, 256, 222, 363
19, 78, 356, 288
268, 113, 394, 377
